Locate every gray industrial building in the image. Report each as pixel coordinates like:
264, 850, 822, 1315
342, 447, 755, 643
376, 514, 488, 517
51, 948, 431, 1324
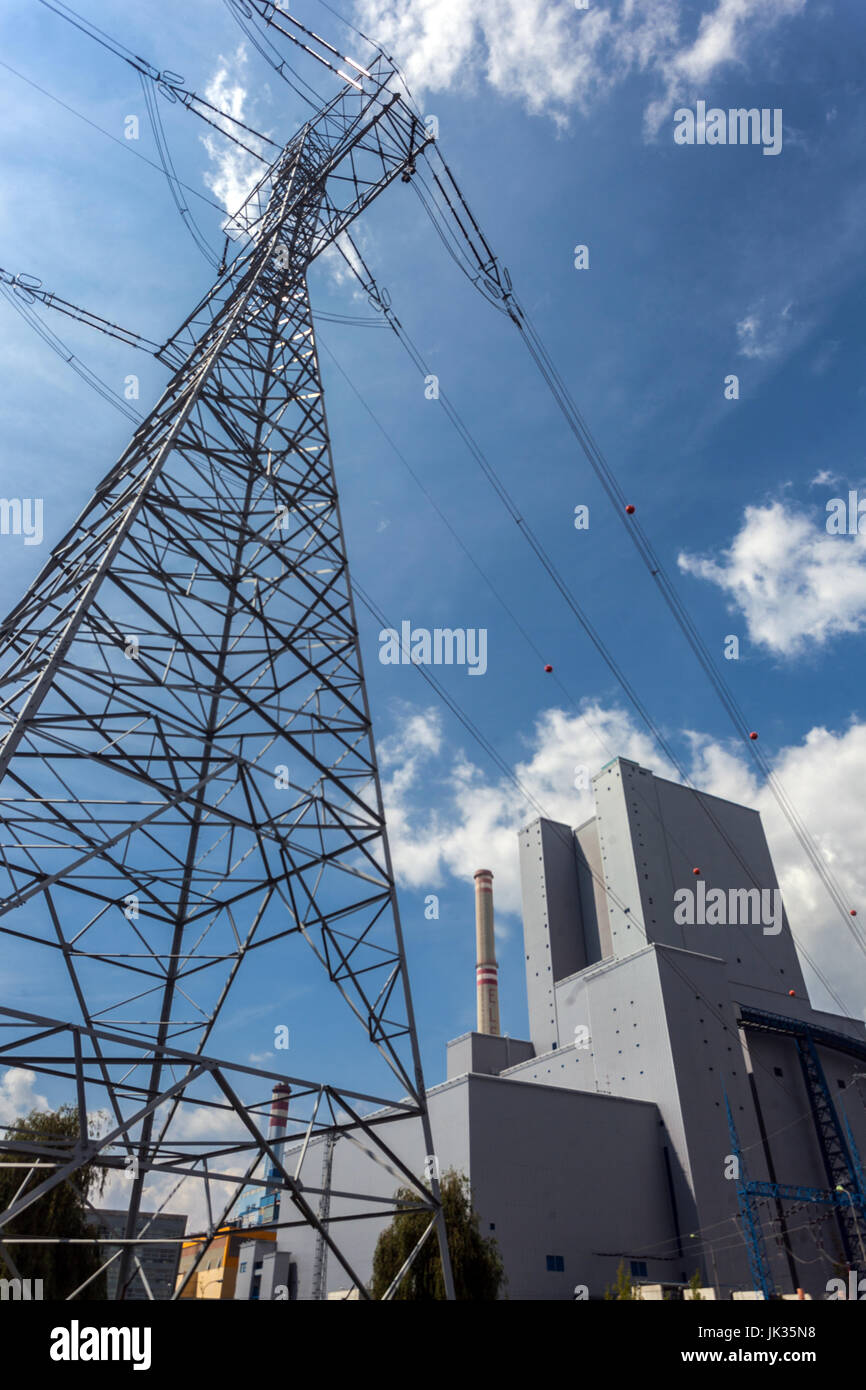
236, 757, 866, 1300
88, 1208, 187, 1300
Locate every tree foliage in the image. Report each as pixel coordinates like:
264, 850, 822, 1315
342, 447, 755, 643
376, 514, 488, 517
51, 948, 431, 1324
604, 1259, 641, 1300
0, 1104, 108, 1300
371, 1168, 505, 1300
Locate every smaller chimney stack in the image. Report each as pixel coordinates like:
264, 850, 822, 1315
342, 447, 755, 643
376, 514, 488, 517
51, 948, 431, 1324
474, 869, 500, 1036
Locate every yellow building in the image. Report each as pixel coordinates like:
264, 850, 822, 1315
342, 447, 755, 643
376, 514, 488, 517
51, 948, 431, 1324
175, 1226, 276, 1300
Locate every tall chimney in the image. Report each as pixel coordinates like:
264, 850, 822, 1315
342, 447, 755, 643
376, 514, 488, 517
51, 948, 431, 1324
266, 1082, 291, 1192
474, 869, 500, 1035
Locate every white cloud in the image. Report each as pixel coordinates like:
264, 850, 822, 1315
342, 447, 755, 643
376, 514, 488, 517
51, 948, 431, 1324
735, 301, 800, 361
678, 500, 866, 656
200, 46, 267, 216
810, 469, 839, 488
356, 0, 804, 132
0, 1068, 50, 1128
381, 700, 866, 1013
380, 700, 673, 919
316, 228, 376, 298
644, 0, 805, 134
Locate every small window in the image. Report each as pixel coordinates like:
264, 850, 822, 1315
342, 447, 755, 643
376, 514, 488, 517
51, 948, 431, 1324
546, 1255, 565, 1272
837, 1079, 846, 1090
489, 1223, 495, 1231
773, 1067, 783, 1077
630, 1260, 648, 1278
239, 1262, 247, 1273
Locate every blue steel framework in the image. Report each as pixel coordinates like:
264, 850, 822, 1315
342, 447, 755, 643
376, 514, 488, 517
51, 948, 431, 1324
728, 1007, 866, 1298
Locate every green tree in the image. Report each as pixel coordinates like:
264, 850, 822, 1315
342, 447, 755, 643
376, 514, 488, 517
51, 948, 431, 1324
604, 1259, 642, 1300
688, 1269, 703, 1300
371, 1168, 505, 1300
0, 1104, 108, 1300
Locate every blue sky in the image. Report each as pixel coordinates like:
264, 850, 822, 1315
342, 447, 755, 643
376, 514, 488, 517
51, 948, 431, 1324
1, 0, 866, 1146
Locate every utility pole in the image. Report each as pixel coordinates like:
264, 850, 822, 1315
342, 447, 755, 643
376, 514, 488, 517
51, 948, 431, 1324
311, 1133, 336, 1301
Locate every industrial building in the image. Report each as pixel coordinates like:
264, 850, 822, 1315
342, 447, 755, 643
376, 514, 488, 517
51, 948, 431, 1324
231, 757, 866, 1300
176, 1226, 276, 1300
88, 1209, 186, 1301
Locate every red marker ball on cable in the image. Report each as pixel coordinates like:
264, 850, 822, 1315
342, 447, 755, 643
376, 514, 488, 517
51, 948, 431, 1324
625, 504, 635, 515
544, 664, 553, 673
749, 731, 758, 740
692, 867, 701, 876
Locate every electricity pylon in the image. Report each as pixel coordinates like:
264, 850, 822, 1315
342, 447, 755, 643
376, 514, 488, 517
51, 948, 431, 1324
0, 51, 454, 1300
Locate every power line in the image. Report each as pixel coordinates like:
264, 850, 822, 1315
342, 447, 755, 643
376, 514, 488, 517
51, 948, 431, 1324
0, 58, 228, 217
412, 140, 866, 957
7, 13, 857, 1180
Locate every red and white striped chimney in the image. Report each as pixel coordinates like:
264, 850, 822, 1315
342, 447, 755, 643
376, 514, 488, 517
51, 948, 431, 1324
474, 869, 500, 1036
266, 1082, 291, 1190
268, 1082, 291, 1143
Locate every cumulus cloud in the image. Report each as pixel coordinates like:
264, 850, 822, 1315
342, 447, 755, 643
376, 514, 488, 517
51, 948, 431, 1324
381, 699, 866, 1013
380, 698, 675, 916
678, 501, 866, 656
0, 1068, 49, 1128
200, 46, 268, 216
356, 0, 805, 133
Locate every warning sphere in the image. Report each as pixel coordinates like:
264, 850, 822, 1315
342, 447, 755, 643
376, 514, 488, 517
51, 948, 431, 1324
692, 867, 700, 876
749, 731, 758, 740
544, 664, 553, 673
625, 504, 635, 515
788, 990, 796, 997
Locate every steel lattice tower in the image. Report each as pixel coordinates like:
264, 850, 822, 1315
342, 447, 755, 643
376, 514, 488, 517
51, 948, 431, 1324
0, 52, 455, 1300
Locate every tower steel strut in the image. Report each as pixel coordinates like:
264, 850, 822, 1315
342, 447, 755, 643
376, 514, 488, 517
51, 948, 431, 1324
0, 51, 454, 1300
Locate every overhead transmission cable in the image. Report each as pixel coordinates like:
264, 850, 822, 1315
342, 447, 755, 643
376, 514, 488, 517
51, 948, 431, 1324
14, 6, 856, 1015
11, 10, 856, 1100
0, 58, 229, 220
202, 14, 863, 1003
35, 0, 274, 269
408, 142, 866, 955
315, 321, 850, 1017
184, 3, 863, 975
138, 72, 220, 269
27, 0, 849, 1018
2, 265, 846, 1139
35, 0, 278, 155
5, 256, 846, 1019
0, 281, 142, 425
331, 231, 865, 1004
11, 11, 859, 1283
222, 0, 326, 110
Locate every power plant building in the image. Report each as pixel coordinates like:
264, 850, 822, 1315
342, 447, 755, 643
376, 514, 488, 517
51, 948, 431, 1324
235, 757, 866, 1300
